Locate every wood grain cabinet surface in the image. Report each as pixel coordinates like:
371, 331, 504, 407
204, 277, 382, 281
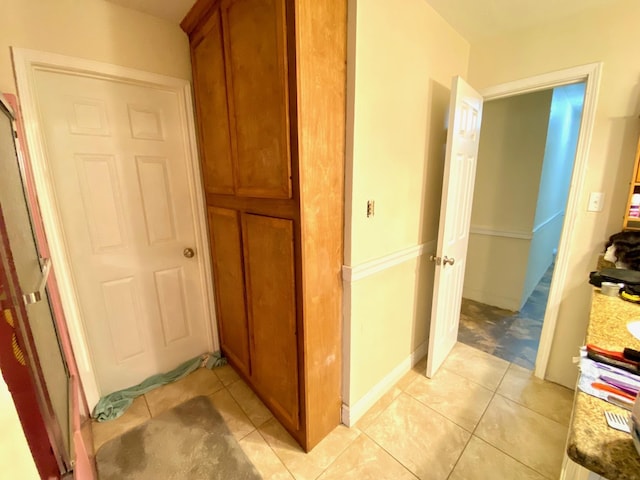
182, 0, 347, 450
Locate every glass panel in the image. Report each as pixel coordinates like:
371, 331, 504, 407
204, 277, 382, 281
0, 102, 69, 464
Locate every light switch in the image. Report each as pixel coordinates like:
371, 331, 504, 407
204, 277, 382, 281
587, 192, 604, 212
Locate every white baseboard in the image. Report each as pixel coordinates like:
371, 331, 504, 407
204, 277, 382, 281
341, 341, 428, 427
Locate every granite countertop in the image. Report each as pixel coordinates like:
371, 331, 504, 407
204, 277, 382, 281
566, 291, 640, 479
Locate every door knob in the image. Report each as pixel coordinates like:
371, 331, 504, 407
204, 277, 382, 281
183, 248, 195, 258
443, 256, 455, 266
429, 255, 441, 265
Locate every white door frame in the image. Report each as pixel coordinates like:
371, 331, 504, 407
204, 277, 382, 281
12, 47, 220, 408
479, 62, 602, 379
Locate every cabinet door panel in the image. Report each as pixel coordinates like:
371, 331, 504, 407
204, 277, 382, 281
192, 10, 235, 195
222, 0, 292, 199
242, 213, 299, 428
208, 207, 250, 375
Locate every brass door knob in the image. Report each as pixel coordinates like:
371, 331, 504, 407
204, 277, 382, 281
443, 256, 455, 266
183, 248, 195, 258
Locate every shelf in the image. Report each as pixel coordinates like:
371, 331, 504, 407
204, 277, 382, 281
622, 136, 640, 230
623, 219, 640, 230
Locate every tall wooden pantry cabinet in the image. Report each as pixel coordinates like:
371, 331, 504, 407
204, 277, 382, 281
181, 0, 346, 450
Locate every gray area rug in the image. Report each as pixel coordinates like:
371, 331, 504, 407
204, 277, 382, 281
96, 395, 262, 479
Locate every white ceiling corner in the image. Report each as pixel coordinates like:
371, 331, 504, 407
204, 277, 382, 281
106, 0, 624, 41
423, 0, 624, 42
105, 0, 197, 24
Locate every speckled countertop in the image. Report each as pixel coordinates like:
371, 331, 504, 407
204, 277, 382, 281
566, 291, 640, 479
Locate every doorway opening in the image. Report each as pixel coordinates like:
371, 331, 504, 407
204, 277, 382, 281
457, 82, 587, 370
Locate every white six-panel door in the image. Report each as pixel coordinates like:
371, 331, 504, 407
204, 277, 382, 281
30, 68, 212, 396
426, 76, 483, 378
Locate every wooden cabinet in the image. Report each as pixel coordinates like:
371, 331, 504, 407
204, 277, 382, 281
207, 207, 250, 376
222, 0, 292, 199
242, 213, 299, 429
623, 136, 640, 230
182, 0, 346, 450
191, 10, 234, 195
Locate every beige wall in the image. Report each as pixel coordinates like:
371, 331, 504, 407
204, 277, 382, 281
463, 91, 552, 310
347, 258, 433, 403
472, 91, 552, 233
533, 86, 583, 229
464, 236, 532, 310
522, 85, 583, 303
0, 0, 191, 95
345, 0, 469, 266
344, 0, 469, 409
468, 0, 640, 387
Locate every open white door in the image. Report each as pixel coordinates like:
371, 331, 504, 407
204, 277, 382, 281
426, 76, 483, 378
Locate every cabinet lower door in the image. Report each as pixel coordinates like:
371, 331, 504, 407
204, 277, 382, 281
208, 207, 251, 376
242, 213, 299, 430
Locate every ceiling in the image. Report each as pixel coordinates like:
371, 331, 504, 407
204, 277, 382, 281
105, 0, 196, 24
424, 0, 621, 42
106, 0, 619, 41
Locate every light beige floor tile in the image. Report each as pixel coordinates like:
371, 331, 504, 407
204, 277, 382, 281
208, 388, 255, 440
364, 393, 470, 480
497, 363, 574, 426
450, 436, 546, 480
474, 395, 568, 479
228, 380, 273, 427
213, 364, 241, 386
317, 434, 417, 480
354, 384, 402, 431
144, 368, 223, 416
395, 355, 428, 392
259, 418, 360, 480
92, 396, 151, 452
239, 430, 295, 480
405, 367, 494, 431
442, 342, 509, 391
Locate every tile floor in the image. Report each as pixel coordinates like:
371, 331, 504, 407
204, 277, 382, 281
92, 342, 574, 480
458, 262, 555, 369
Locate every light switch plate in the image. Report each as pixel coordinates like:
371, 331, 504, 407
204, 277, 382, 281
588, 192, 604, 212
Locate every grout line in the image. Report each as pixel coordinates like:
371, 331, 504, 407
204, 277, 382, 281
469, 381, 500, 438
467, 435, 555, 480
253, 422, 299, 479
306, 429, 365, 480
360, 431, 420, 479
444, 433, 474, 480
213, 385, 257, 443
359, 390, 476, 479
355, 387, 403, 432
143, 394, 152, 418
468, 365, 562, 480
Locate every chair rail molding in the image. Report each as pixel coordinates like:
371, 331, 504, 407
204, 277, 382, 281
342, 240, 436, 283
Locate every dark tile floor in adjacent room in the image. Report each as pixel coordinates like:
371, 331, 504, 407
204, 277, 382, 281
458, 263, 554, 370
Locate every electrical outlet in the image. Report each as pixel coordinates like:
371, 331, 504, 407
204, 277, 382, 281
367, 200, 375, 218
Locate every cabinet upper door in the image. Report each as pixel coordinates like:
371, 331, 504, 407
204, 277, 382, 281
191, 9, 235, 195
221, 0, 292, 199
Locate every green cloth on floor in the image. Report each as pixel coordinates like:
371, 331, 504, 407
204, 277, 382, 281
92, 351, 227, 422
